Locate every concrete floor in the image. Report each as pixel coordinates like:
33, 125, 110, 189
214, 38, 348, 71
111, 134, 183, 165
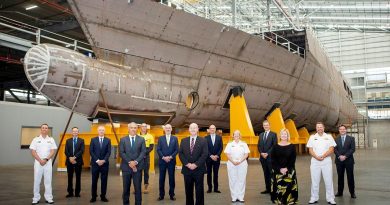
1, 149, 389, 205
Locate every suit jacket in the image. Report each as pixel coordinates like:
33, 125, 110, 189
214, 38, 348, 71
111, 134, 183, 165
257, 131, 277, 157
119, 135, 146, 172
156, 135, 179, 165
179, 136, 208, 175
90, 136, 111, 167
205, 134, 223, 162
65, 137, 85, 166
334, 135, 355, 164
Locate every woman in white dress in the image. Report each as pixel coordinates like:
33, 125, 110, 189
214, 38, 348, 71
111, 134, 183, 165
224, 130, 250, 203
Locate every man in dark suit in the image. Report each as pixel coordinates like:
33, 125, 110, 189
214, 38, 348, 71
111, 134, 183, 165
120, 122, 146, 205
90, 126, 111, 203
205, 124, 223, 193
334, 124, 356, 199
65, 127, 85, 198
257, 120, 277, 194
156, 124, 179, 201
179, 123, 208, 205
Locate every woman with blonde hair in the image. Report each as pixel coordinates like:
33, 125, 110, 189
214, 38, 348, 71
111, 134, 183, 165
270, 128, 298, 205
224, 130, 250, 203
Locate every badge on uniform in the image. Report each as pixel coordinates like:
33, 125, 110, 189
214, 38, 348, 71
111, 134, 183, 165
37, 141, 41, 143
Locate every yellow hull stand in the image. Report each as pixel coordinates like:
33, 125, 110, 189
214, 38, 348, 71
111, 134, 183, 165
284, 119, 299, 144
229, 87, 255, 137
266, 107, 286, 139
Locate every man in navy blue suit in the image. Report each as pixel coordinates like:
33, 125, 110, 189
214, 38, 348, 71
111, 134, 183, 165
205, 125, 223, 193
156, 124, 179, 201
90, 126, 111, 203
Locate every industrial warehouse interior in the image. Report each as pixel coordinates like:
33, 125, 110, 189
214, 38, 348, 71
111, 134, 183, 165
0, 0, 389, 205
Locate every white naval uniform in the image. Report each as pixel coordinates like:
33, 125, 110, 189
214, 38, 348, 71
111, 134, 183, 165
224, 140, 250, 201
306, 132, 337, 202
29, 135, 57, 203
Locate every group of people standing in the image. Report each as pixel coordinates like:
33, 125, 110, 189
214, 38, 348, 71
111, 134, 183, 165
29, 120, 356, 205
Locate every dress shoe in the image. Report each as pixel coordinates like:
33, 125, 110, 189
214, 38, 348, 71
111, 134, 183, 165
351, 193, 357, 198
75, 194, 80, 197
238, 200, 245, 203
207, 190, 212, 193
308, 200, 318, 204
328, 201, 336, 205
214, 190, 221, 193
157, 197, 164, 201
261, 190, 270, 194
66, 194, 74, 198
31, 202, 39, 205
335, 192, 343, 197
90, 198, 96, 203
170, 196, 176, 201
45, 200, 54, 204
101, 197, 109, 202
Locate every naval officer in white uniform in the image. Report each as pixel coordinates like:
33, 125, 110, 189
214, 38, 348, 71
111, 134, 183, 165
30, 123, 57, 204
307, 122, 337, 205
224, 130, 250, 203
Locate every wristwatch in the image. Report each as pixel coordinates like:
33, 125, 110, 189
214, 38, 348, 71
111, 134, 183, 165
43, 158, 49, 161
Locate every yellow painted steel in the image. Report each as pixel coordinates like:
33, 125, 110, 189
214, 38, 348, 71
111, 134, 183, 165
284, 119, 299, 144
297, 127, 310, 144
266, 108, 286, 138
229, 94, 255, 136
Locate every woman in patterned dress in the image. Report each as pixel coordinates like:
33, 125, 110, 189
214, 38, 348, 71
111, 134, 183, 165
271, 128, 298, 205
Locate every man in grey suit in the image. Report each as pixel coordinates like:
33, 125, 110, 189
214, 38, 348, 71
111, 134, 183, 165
120, 122, 146, 205
257, 120, 277, 195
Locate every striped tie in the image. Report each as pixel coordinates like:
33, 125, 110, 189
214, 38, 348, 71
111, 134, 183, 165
190, 138, 195, 154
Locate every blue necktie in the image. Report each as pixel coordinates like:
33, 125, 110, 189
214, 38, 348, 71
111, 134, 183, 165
73, 138, 77, 155
131, 137, 135, 148
100, 138, 103, 148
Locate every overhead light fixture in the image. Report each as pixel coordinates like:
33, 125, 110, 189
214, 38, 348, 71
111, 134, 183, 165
25, 5, 38, 10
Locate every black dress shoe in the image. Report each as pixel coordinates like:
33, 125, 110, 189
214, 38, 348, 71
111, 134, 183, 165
90, 198, 96, 203
335, 192, 343, 197
66, 194, 74, 198
261, 190, 270, 194
101, 197, 109, 202
207, 190, 212, 193
157, 196, 164, 201
214, 190, 221, 193
351, 193, 357, 198
45, 201, 54, 204
170, 196, 176, 201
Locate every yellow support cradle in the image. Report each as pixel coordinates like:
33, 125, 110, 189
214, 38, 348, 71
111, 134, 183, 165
284, 119, 300, 144
229, 93, 255, 136
266, 108, 286, 138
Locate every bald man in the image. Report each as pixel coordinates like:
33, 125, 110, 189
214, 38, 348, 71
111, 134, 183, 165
179, 123, 208, 205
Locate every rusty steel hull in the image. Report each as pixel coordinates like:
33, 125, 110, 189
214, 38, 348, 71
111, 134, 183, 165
24, 0, 358, 130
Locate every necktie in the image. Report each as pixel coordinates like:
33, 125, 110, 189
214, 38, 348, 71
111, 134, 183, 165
100, 138, 103, 148
263, 132, 268, 141
131, 137, 135, 148
73, 138, 76, 155
212, 135, 215, 146
166, 136, 170, 146
190, 137, 195, 154
342, 136, 345, 147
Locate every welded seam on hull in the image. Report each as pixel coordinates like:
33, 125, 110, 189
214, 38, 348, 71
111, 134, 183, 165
130, 95, 184, 105
71, 66, 86, 111
42, 83, 98, 93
